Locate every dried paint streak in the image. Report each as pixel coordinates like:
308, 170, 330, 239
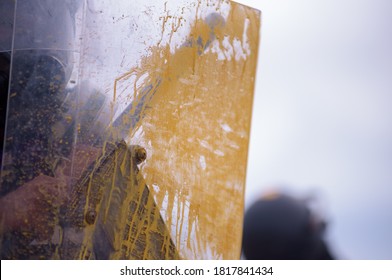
112, 1, 260, 259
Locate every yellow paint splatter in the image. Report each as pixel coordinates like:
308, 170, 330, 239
111, 1, 260, 259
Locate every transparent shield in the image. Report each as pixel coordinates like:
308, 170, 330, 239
0, 0, 260, 259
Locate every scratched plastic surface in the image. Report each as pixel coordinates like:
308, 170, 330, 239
0, 0, 260, 259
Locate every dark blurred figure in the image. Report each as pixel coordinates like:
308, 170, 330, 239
0, 0, 82, 259
242, 193, 334, 260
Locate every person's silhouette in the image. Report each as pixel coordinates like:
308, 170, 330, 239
242, 193, 334, 260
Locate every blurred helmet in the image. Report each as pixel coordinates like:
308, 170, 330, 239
0, 0, 79, 196
242, 193, 333, 260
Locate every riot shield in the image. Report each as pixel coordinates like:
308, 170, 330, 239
0, 0, 260, 259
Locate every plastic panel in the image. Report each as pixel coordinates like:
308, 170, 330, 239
0, 0, 260, 259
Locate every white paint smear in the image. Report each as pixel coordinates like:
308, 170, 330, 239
220, 123, 233, 132
199, 155, 207, 170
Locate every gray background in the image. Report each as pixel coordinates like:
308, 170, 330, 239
237, 0, 392, 259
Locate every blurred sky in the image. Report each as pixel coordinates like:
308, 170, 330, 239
235, 0, 392, 259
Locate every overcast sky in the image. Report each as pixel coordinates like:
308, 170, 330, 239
235, 0, 392, 259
